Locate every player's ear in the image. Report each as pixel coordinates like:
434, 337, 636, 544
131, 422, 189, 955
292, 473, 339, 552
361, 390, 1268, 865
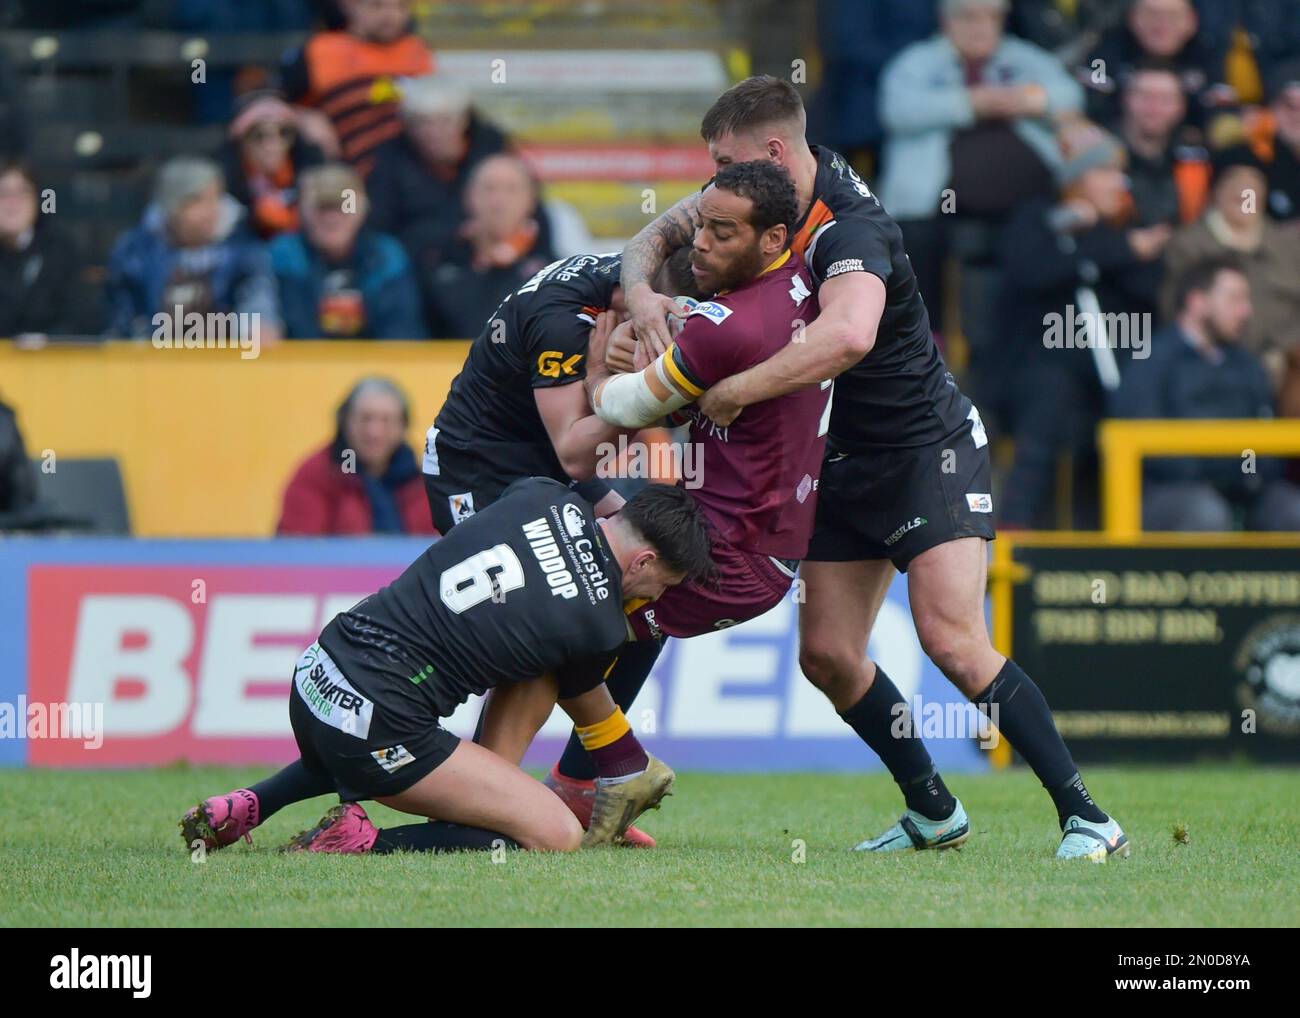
628, 546, 659, 579
763, 223, 787, 257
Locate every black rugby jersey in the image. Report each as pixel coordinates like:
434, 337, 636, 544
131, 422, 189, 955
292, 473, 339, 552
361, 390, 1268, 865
319, 477, 627, 719
433, 253, 621, 486
790, 146, 973, 451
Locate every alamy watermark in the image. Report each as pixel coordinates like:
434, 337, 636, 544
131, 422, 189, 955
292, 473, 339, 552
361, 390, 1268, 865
151, 306, 261, 360
595, 434, 703, 489
892, 696, 1000, 749
0, 697, 104, 748
1043, 305, 1151, 360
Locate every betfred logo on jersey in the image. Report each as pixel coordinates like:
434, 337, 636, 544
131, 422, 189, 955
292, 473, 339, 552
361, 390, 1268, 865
26, 565, 401, 766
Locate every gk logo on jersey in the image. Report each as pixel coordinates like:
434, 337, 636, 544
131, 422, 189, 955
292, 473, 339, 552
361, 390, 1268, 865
538, 350, 583, 378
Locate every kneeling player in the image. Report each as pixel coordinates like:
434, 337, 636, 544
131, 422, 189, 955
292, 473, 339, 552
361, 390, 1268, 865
179, 478, 713, 854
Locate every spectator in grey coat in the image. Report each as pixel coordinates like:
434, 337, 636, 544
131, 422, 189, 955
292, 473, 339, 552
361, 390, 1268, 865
877, 0, 1084, 223
876, 0, 1084, 337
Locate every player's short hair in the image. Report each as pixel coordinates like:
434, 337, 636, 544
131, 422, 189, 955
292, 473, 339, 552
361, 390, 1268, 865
619, 484, 715, 583
711, 160, 799, 238
700, 75, 804, 143
657, 244, 702, 300
1172, 255, 1247, 311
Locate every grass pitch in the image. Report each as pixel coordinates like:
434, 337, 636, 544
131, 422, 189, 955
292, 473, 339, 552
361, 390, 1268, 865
2, 765, 1296, 927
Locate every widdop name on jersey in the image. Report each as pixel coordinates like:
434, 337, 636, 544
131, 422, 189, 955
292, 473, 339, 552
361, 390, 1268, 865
522, 517, 580, 599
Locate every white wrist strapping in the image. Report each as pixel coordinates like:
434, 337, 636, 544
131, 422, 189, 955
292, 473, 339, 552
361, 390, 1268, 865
594, 359, 690, 428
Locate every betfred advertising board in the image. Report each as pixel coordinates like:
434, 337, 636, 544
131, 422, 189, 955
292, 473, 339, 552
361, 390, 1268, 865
1, 538, 987, 773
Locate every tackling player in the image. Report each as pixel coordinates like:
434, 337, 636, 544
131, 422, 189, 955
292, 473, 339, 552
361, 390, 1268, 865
424, 250, 696, 532
179, 478, 713, 854
619, 76, 1128, 862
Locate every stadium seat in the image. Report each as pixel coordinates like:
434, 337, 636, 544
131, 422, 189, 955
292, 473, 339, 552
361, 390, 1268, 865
29, 456, 131, 534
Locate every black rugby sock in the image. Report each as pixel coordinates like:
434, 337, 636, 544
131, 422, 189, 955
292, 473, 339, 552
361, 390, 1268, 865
372, 822, 519, 854
557, 638, 665, 781
972, 659, 1107, 827
840, 667, 957, 821
248, 759, 336, 821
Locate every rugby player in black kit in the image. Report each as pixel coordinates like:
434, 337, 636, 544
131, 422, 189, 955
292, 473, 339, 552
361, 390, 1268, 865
179, 478, 713, 854
620, 76, 1128, 862
423, 249, 697, 533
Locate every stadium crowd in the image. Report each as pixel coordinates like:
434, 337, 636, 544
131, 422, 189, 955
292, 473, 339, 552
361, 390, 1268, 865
2, 0, 1300, 534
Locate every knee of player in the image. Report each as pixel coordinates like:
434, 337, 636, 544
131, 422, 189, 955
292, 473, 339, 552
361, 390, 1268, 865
916, 627, 967, 675
798, 642, 856, 692
525, 809, 584, 853
916, 623, 990, 685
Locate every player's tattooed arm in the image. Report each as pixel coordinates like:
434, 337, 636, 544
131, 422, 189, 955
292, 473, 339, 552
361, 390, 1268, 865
697, 271, 886, 426
621, 192, 703, 358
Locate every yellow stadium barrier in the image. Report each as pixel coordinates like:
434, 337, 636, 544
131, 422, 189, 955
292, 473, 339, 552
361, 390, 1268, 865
1098, 418, 1300, 538
0, 340, 471, 537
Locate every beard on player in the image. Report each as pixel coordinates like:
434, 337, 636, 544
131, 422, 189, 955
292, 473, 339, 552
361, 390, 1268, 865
688, 237, 766, 296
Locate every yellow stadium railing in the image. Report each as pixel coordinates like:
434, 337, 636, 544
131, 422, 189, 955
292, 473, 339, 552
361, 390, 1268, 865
1098, 418, 1300, 538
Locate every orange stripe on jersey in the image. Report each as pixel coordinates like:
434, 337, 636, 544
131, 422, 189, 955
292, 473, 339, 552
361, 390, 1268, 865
303, 32, 434, 105
317, 82, 376, 119
790, 199, 834, 260
334, 102, 395, 141
342, 119, 404, 163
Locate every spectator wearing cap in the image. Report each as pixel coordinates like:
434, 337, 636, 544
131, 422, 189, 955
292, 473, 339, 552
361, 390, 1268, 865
1160, 144, 1300, 383
421, 153, 557, 339
1080, 0, 1218, 130
103, 155, 280, 340
0, 160, 89, 337
278, 0, 434, 178
220, 92, 326, 239
876, 0, 1082, 334
1259, 61, 1300, 224
270, 162, 426, 339
366, 76, 509, 271
994, 125, 1170, 527
1111, 256, 1300, 530
277, 376, 436, 535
